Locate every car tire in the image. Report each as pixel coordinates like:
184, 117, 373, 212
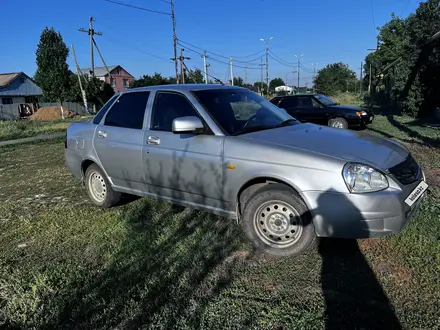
329, 117, 348, 129
242, 184, 316, 257
85, 164, 122, 208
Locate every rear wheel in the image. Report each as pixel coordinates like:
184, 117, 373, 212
242, 184, 316, 257
329, 117, 348, 129
85, 164, 121, 208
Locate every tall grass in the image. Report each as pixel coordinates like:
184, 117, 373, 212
0, 118, 86, 141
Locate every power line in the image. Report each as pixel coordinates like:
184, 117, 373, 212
104, 0, 171, 16
268, 50, 296, 66
103, 35, 171, 62
268, 54, 295, 68
177, 39, 266, 62
181, 46, 261, 69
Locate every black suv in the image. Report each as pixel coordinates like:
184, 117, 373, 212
269, 94, 374, 129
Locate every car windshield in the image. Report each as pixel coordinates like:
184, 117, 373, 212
315, 94, 338, 106
192, 89, 298, 135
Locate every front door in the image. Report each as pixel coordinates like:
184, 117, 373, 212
142, 91, 224, 207
93, 91, 150, 189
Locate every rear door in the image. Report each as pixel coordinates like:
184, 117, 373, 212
93, 91, 150, 188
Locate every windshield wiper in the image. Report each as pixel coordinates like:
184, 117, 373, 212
232, 125, 277, 136
276, 119, 297, 127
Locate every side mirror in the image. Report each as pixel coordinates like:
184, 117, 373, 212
172, 116, 204, 134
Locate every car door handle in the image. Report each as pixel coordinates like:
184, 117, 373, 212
147, 135, 160, 145
96, 130, 107, 138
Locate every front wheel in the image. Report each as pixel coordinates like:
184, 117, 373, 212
242, 184, 316, 257
329, 117, 348, 129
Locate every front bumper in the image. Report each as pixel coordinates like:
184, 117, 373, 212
360, 113, 374, 126
303, 178, 426, 239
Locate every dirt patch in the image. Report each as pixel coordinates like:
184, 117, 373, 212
29, 106, 79, 120
424, 169, 440, 188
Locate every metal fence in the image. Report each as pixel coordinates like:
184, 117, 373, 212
0, 104, 20, 120
38, 102, 96, 115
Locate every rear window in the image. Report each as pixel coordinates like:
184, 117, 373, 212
92, 94, 119, 124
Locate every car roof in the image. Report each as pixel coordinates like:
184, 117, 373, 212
123, 84, 247, 94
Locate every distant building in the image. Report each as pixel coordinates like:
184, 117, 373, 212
80, 65, 135, 92
0, 72, 42, 105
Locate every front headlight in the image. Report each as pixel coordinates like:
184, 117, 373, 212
356, 111, 368, 116
342, 163, 389, 193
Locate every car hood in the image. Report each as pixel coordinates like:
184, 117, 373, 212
241, 123, 408, 170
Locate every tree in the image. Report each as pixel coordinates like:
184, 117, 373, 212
313, 62, 357, 95
130, 73, 176, 88
187, 68, 205, 84
68, 73, 115, 108
253, 81, 268, 94
363, 0, 440, 117
269, 78, 285, 93
233, 77, 245, 87
34, 27, 72, 119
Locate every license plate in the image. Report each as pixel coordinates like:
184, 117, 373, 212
404, 181, 429, 207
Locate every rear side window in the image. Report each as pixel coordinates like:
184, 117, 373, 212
92, 94, 119, 124
104, 92, 150, 129
278, 97, 297, 109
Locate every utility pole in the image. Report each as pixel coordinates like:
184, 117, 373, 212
292, 70, 297, 93
265, 41, 269, 93
179, 48, 190, 84
360, 62, 363, 94
71, 44, 88, 114
202, 50, 209, 84
285, 74, 288, 95
245, 66, 248, 85
295, 54, 303, 91
79, 17, 102, 77
260, 37, 273, 96
368, 62, 372, 93
170, 0, 179, 83
229, 56, 234, 85
312, 63, 317, 92
259, 59, 265, 95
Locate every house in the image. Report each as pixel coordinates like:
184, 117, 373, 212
0, 72, 42, 105
80, 65, 135, 92
0, 72, 42, 119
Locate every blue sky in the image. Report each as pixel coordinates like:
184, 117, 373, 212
1, 0, 420, 86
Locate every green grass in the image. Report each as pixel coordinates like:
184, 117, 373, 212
330, 92, 363, 107
0, 119, 439, 329
0, 117, 90, 142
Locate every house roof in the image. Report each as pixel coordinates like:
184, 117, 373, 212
79, 65, 119, 77
0, 72, 22, 88
0, 72, 42, 96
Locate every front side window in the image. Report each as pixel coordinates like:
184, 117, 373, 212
104, 91, 150, 129
151, 92, 200, 132
193, 89, 297, 136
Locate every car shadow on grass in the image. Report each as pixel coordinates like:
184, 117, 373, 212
316, 191, 402, 330
54, 151, 402, 329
